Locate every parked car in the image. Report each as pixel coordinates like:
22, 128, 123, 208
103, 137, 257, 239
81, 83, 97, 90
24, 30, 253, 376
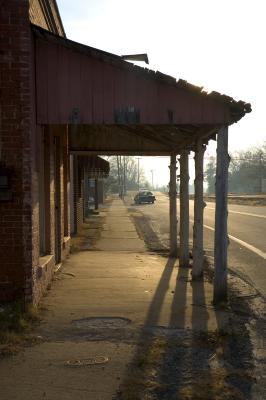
139, 188, 149, 192
134, 191, 156, 204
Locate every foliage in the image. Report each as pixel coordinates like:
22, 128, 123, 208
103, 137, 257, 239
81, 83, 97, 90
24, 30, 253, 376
205, 156, 216, 194
229, 145, 266, 193
204, 142, 266, 194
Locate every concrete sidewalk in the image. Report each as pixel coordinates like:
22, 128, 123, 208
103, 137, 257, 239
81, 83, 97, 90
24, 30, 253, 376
96, 198, 146, 252
0, 198, 230, 400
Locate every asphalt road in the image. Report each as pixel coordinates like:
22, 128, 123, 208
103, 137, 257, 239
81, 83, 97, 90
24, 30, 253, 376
127, 192, 266, 298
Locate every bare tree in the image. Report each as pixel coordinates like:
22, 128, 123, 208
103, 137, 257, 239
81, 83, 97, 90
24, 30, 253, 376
105, 156, 148, 194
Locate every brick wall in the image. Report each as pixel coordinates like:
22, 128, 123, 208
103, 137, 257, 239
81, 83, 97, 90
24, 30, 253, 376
63, 129, 70, 237
76, 167, 84, 232
32, 125, 69, 304
76, 195, 84, 230
0, 0, 34, 302
0, 1, 69, 304
71, 156, 84, 233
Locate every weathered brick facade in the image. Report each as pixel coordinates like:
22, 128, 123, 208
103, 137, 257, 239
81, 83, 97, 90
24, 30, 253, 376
33, 125, 70, 303
0, 0, 68, 304
70, 155, 84, 234
0, 0, 34, 302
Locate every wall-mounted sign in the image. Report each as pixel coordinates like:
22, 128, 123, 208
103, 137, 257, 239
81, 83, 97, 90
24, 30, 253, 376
114, 106, 140, 124
89, 179, 95, 188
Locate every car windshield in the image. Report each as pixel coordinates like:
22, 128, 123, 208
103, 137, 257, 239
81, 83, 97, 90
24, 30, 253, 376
140, 191, 153, 196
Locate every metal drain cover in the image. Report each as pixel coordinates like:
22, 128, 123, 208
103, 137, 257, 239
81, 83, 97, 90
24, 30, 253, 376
144, 326, 187, 337
65, 356, 109, 367
72, 316, 131, 329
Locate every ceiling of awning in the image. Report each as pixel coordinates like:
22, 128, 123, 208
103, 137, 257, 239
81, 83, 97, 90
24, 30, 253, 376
69, 124, 219, 156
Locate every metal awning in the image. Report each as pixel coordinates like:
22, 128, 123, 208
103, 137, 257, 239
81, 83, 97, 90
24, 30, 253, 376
32, 24, 251, 155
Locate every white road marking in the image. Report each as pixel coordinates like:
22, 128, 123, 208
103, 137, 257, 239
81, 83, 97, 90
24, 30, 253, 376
162, 195, 266, 258
206, 206, 266, 219
202, 223, 266, 260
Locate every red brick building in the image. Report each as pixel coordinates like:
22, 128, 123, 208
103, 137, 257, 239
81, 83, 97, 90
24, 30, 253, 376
0, 1, 250, 305
0, 1, 97, 304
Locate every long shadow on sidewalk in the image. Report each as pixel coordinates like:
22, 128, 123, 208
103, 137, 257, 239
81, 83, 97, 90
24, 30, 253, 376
116, 256, 254, 400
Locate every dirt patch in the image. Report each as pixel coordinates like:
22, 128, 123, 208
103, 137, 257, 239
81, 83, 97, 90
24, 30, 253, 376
72, 317, 132, 329
70, 210, 107, 253
116, 328, 255, 400
128, 208, 169, 255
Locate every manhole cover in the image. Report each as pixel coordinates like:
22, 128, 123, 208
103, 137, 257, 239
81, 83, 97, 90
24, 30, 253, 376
64, 356, 109, 367
144, 326, 188, 337
72, 317, 131, 329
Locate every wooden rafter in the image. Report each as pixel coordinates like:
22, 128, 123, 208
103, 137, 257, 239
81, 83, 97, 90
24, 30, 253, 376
175, 126, 220, 152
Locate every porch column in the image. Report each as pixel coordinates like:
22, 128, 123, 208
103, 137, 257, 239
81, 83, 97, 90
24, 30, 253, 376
179, 150, 190, 267
192, 140, 206, 279
169, 153, 178, 257
213, 126, 229, 304
83, 166, 88, 218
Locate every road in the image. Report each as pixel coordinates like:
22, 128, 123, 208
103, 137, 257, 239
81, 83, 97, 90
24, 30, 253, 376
126, 192, 266, 298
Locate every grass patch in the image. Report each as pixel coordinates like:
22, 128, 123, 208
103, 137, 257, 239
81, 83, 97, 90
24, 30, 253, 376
0, 301, 41, 356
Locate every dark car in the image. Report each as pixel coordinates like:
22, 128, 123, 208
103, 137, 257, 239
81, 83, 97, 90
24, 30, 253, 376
134, 191, 156, 204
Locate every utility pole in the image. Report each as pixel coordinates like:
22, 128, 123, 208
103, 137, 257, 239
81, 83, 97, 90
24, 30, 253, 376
117, 156, 122, 198
150, 169, 154, 189
119, 156, 124, 199
259, 152, 263, 193
123, 156, 126, 196
136, 157, 141, 191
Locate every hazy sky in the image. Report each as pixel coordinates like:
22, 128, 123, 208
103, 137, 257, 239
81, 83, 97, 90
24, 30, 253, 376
57, 0, 265, 186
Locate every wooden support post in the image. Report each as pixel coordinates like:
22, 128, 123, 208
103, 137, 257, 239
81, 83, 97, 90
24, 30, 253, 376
213, 126, 229, 304
179, 150, 190, 267
192, 140, 206, 279
169, 153, 178, 257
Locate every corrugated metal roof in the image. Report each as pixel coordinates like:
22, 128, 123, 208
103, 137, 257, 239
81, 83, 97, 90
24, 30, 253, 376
31, 23, 251, 125
78, 156, 110, 177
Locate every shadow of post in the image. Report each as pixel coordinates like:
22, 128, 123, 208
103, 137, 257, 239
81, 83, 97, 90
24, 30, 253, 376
116, 260, 212, 399
115, 257, 176, 399
190, 276, 214, 399
116, 256, 254, 400
143, 257, 176, 327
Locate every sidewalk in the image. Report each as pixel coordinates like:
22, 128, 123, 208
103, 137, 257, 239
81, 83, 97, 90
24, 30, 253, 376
0, 198, 231, 400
